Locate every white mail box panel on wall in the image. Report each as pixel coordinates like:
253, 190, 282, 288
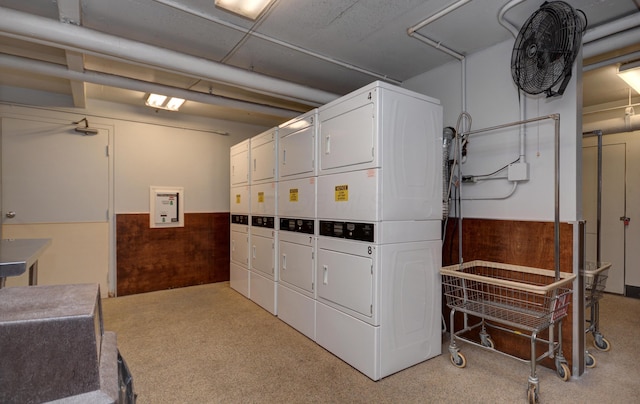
279, 109, 317, 180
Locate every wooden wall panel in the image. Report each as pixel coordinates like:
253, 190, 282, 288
116, 213, 229, 296
442, 218, 575, 368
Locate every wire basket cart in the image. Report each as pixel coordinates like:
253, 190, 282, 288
441, 260, 576, 403
584, 261, 612, 368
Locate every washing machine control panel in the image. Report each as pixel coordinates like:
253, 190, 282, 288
251, 216, 275, 229
231, 214, 249, 225
319, 220, 374, 242
280, 217, 314, 234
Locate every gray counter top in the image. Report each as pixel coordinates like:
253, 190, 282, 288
0, 238, 51, 279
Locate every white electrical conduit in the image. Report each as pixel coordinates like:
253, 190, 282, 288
497, 0, 524, 37
460, 181, 518, 200
498, 0, 527, 165
0, 7, 338, 107
406, 0, 469, 115
0, 54, 300, 119
153, 0, 402, 85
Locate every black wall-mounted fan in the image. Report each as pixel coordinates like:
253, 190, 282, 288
511, 1, 586, 97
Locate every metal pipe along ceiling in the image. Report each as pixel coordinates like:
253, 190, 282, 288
0, 54, 301, 119
0, 7, 339, 107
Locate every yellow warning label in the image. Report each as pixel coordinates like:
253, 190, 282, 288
289, 188, 299, 202
335, 184, 348, 201
235, 194, 241, 204
258, 192, 264, 203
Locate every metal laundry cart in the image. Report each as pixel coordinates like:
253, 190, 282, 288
442, 114, 577, 404
584, 260, 612, 368
441, 261, 575, 402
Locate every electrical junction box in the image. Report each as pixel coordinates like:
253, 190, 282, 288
150, 186, 184, 228
508, 162, 529, 181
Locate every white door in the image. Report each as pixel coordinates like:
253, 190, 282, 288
582, 143, 626, 294
2, 117, 111, 291
2, 118, 109, 224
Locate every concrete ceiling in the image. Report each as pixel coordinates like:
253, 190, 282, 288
0, 0, 638, 129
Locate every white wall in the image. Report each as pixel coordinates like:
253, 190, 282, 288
404, 39, 581, 222
115, 121, 234, 213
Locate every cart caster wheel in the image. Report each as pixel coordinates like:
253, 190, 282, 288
481, 337, 495, 349
586, 353, 596, 368
450, 352, 466, 368
594, 336, 611, 352
557, 362, 571, 381
527, 385, 539, 404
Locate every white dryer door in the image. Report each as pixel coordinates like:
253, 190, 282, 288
317, 248, 373, 319
279, 239, 314, 294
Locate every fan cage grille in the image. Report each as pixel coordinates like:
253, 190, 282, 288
511, 1, 585, 96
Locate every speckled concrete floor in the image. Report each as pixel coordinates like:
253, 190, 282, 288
102, 282, 640, 403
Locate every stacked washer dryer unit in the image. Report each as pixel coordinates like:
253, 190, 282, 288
229, 139, 251, 298
315, 81, 443, 381
276, 109, 318, 340
248, 128, 278, 315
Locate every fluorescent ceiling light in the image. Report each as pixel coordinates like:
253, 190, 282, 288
617, 60, 640, 95
165, 97, 185, 111
146, 94, 167, 108
215, 0, 274, 20
145, 94, 185, 111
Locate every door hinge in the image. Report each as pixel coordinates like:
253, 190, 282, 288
106, 145, 110, 157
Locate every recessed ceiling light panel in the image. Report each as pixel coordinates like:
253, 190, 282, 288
214, 0, 274, 20
618, 60, 640, 95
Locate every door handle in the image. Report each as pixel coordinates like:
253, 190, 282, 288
620, 216, 631, 226
5, 211, 16, 218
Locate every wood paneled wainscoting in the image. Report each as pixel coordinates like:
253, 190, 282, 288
116, 213, 229, 296
442, 218, 579, 369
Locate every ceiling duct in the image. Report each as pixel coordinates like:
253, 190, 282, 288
0, 6, 339, 107
0, 53, 301, 119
